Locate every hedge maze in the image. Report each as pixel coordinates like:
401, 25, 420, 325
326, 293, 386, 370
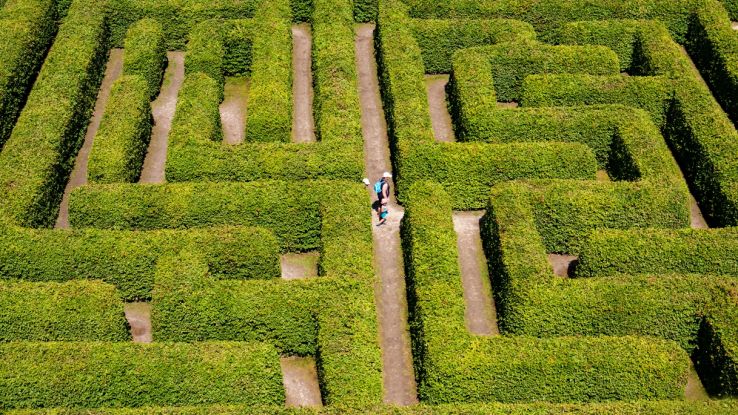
1, 0, 738, 413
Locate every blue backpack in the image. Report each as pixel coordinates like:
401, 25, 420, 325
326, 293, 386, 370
373, 180, 383, 194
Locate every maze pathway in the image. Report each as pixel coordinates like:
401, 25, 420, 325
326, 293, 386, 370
292, 24, 316, 143
356, 22, 418, 406
55, 49, 124, 229
219, 77, 249, 145
425, 74, 455, 142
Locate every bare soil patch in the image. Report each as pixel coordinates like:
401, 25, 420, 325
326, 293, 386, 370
140, 51, 185, 184
596, 169, 611, 182
497, 101, 519, 108
424, 74, 455, 142
690, 194, 709, 229
124, 302, 152, 343
685, 361, 710, 401
220, 76, 249, 145
355, 23, 418, 406
452, 211, 499, 336
548, 254, 578, 278
281, 356, 323, 407
281, 252, 319, 280
56, 49, 124, 229
291, 24, 316, 143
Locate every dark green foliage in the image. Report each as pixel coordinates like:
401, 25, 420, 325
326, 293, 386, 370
186, 20, 225, 91
402, 182, 691, 404
408, 18, 536, 73
353, 0, 376, 22
556, 20, 642, 71
222, 19, 254, 76
291, 0, 313, 22
0, 0, 108, 227
168, 72, 223, 148
0, 280, 129, 341
722, 0, 738, 20
123, 18, 166, 99
0, 0, 57, 150
106, 0, 259, 49
88, 75, 152, 183
521, 74, 672, 127
0, 225, 280, 301
577, 228, 738, 277
0, 341, 284, 410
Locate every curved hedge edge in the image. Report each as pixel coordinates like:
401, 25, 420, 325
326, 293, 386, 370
123, 18, 166, 100
87, 75, 152, 184
0, 279, 129, 342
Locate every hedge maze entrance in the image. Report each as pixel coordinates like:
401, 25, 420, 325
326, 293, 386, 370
1, 0, 738, 413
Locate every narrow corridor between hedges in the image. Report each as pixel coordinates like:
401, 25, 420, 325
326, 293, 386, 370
355, 23, 418, 406
292, 24, 317, 143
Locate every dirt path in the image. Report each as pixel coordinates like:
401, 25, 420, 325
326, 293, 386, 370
220, 77, 249, 145
424, 75, 455, 142
124, 302, 152, 343
55, 49, 124, 229
686, 361, 710, 401
280, 356, 323, 407
281, 252, 319, 280
690, 195, 709, 229
548, 254, 577, 277
355, 23, 418, 406
452, 212, 499, 336
139, 51, 185, 184
292, 24, 316, 143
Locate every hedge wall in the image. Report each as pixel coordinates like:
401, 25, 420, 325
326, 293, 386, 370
222, 19, 254, 76
0, 341, 284, 410
0, 0, 56, 150
407, 18, 536, 74
8, 400, 738, 414
0, 0, 108, 227
122, 18, 167, 99
87, 75, 152, 183
186, 20, 225, 91
0, 225, 280, 300
520, 74, 672, 127
168, 72, 223, 149
106, 0, 259, 49
576, 228, 738, 277
0, 280, 129, 341
402, 182, 691, 404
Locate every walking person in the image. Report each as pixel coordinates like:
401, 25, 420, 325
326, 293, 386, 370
363, 172, 392, 226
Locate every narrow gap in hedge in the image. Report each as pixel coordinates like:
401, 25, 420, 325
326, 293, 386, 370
291, 24, 317, 143
140, 51, 185, 184
452, 211, 499, 336
690, 194, 709, 229
355, 22, 418, 405
547, 254, 578, 278
424, 74, 455, 142
732, 21, 738, 30
280, 356, 323, 407
124, 302, 152, 343
496, 101, 519, 108
220, 76, 250, 145
281, 252, 319, 279
685, 359, 711, 401
55, 48, 124, 229
596, 170, 611, 182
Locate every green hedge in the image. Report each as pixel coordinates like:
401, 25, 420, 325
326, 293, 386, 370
722, 0, 738, 20
69, 181, 321, 251
577, 228, 738, 277
247, 0, 292, 142
222, 19, 254, 76
0, 0, 108, 227
106, 0, 259, 49
0, 225, 280, 301
520, 74, 672, 127
354, 0, 377, 22
122, 18, 166, 99
407, 18, 536, 73
402, 182, 691, 404
0, 341, 284, 410
0, 280, 129, 341
87, 75, 152, 183
153, 251, 318, 354
168, 72, 223, 149
186, 20, 225, 91
399, 0, 695, 43
556, 20, 642, 72
0, 0, 56, 149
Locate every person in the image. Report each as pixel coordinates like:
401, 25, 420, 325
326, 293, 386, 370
363, 172, 392, 226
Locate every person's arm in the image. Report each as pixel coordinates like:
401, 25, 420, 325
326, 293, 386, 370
382, 182, 390, 201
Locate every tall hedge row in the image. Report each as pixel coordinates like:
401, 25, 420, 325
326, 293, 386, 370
0, 0, 108, 227
122, 18, 167, 99
222, 19, 254, 76
402, 182, 691, 404
0, 341, 284, 410
0, 280, 129, 341
87, 75, 152, 183
0, 225, 280, 300
0, 0, 56, 149
186, 20, 225, 91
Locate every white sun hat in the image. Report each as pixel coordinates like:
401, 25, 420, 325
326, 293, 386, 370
383, 172, 392, 178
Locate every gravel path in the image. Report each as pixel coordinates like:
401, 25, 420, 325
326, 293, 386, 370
281, 356, 323, 407
356, 23, 418, 406
140, 51, 185, 184
55, 49, 124, 229
292, 24, 316, 143
124, 302, 152, 343
425, 75, 454, 142
220, 77, 249, 145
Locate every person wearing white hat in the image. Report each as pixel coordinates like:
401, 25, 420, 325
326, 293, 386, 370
362, 172, 392, 225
